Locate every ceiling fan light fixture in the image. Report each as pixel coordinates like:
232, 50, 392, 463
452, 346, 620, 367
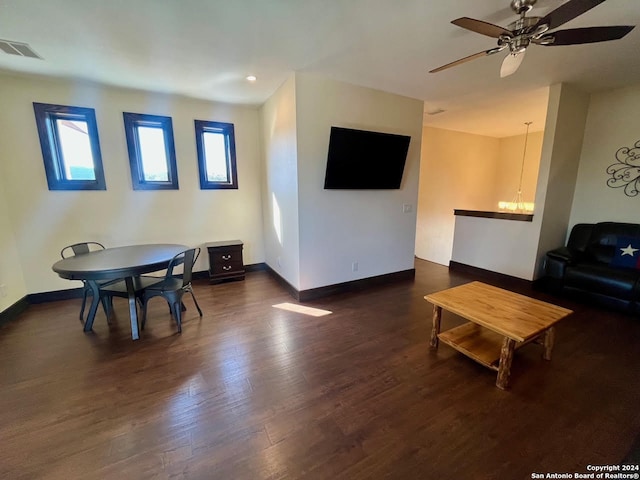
500, 51, 526, 77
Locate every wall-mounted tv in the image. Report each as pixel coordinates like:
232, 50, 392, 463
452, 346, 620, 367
323, 126, 411, 190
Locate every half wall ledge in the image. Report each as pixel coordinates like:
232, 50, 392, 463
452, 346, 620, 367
454, 209, 533, 222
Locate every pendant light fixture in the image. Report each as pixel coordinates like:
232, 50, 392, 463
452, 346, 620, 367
513, 121, 532, 212
498, 121, 535, 213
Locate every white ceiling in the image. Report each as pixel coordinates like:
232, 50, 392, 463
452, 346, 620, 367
0, 0, 639, 137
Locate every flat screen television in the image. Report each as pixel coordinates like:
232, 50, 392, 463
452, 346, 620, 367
323, 126, 411, 190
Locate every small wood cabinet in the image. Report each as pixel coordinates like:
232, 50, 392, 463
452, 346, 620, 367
206, 240, 245, 283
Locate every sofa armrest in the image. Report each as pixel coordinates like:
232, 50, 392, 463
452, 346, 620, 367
546, 246, 576, 263
544, 247, 581, 280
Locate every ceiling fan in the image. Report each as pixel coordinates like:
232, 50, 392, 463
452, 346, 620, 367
429, 0, 635, 77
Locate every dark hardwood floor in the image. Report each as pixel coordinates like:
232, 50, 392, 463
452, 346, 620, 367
1, 259, 639, 479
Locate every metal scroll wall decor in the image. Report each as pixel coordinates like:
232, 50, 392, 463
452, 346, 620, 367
606, 139, 640, 197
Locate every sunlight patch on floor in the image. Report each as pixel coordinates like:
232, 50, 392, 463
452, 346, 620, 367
272, 302, 332, 317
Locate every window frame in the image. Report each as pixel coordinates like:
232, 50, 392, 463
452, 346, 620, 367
122, 112, 179, 190
194, 120, 238, 190
33, 102, 106, 191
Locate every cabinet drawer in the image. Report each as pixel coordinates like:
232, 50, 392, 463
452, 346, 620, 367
211, 259, 244, 275
210, 248, 242, 263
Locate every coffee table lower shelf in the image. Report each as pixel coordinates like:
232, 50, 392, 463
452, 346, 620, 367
438, 322, 519, 372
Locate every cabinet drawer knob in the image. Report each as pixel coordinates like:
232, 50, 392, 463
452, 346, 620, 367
222, 254, 232, 260
222, 265, 232, 271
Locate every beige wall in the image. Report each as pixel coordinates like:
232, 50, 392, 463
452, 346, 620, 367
451, 83, 589, 280
0, 73, 265, 295
569, 83, 640, 226
416, 127, 543, 266
0, 69, 423, 306
0, 176, 27, 311
451, 124, 546, 280
259, 75, 301, 288
415, 127, 499, 265
4, 69, 635, 308
423, 82, 640, 280
294, 73, 424, 290
262, 72, 424, 291
534, 84, 590, 277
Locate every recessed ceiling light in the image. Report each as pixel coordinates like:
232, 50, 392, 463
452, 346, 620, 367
246, 75, 257, 82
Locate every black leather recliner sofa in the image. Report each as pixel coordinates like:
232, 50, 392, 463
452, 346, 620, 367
543, 222, 640, 314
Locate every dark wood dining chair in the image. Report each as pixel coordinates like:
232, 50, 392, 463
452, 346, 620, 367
60, 242, 111, 322
140, 248, 203, 333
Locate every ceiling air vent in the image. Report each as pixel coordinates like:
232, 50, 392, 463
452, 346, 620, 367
0, 39, 42, 59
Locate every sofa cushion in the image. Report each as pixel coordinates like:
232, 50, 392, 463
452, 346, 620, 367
565, 262, 639, 300
585, 222, 640, 264
610, 236, 640, 270
566, 223, 594, 254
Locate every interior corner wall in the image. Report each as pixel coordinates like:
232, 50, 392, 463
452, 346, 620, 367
534, 83, 590, 278
569, 83, 640, 226
0, 176, 27, 311
0, 72, 265, 295
293, 73, 424, 291
415, 127, 499, 266
259, 75, 300, 289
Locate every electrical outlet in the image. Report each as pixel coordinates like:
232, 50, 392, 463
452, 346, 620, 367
402, 204, 412, 213
352, 262, 358, 272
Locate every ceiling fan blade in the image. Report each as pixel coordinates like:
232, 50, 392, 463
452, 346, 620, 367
451, 17, 512, 38
536, 25, 635, 46
500, 50, 526, 78
536, 0, 606, 31
429, 47, 505, 73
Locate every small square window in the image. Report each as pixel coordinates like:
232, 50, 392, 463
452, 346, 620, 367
33, 103, 106, 190
194, 120, 238, 190
123, 112, 179, 190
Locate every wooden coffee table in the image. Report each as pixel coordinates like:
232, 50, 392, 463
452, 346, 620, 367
425, 281, 573, 389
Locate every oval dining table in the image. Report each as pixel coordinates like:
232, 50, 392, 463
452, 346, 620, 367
52, 244, 187, 340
